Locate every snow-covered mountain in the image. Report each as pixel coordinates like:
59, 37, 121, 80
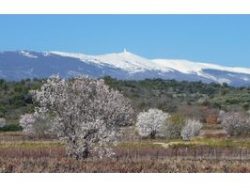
0, 50, 250, 86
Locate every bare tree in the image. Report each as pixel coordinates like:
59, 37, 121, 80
181, 119, 203, 141
33, 76, 134, 159
136, 108, 170, 139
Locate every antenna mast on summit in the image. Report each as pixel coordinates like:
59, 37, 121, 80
123, 48, 127, 53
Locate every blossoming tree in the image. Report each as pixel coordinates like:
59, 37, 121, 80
32, 76, 134, 159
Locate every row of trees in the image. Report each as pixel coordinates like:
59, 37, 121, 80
136, 109, 203, 141
104, 76, 250, 113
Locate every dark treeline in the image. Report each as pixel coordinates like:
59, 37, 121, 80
1, 76, 250, 127
0, 78, 43, 127
103, 76, 250, 113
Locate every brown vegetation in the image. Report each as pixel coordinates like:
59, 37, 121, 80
1, 132, 250, 172
2, 158, 250, 173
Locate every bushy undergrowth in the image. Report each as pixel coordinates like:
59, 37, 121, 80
0, 124, 22, 132
163, 114, 185, 139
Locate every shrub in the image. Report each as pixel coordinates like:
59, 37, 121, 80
217, 110, 226, 124
177, 105, 203, 121
136, 108, 170, 139
0, 124, 22, 132
0, 118, 6, 128
19, 110, 55, 138
163, 114, 185, 139
181, 119, 203, 141
202, 108, 220, 124
205, 114, 219, 124
221, 112, 250, 136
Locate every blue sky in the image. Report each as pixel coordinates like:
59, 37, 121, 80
0, 15, 249, 67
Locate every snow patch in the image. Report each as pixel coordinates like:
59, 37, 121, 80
19, 51, 38, 58
50, 50, 250, 81
50, 50, 250, 75
50, 51, 172, 73
152, 59, 250, 75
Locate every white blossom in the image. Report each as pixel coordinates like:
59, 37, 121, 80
136, 108, 170, 138
0, 118, 6, 128
19, 109, 55, 138
33, 75, 134, 159
181, 119, 203, 141
19, 114, 35, 134
221, 112, 250, 136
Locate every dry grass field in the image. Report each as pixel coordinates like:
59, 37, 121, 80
1, 132, 250, 172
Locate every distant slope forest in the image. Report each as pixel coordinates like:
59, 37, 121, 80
1, 76, 250, 129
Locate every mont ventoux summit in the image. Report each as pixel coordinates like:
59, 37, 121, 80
1, 49, 250, 87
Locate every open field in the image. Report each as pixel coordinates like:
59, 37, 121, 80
1, 132, 250, 172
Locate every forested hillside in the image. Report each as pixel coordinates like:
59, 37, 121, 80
0, 79, 42, 128
104, 76, 250, 113
1, 76, 250, 129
